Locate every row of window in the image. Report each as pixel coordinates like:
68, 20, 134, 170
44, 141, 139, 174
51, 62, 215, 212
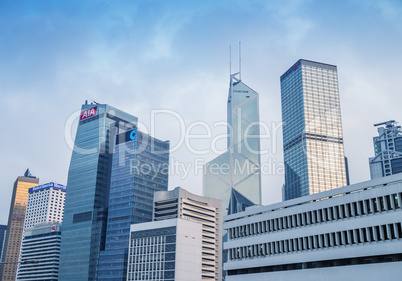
229, 222, 402, 261
128, 235, 175, 281
229, 192, 402, 240
228, 253, 402, 276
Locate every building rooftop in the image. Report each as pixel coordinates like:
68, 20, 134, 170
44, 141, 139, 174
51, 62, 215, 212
225, 173, 402, 222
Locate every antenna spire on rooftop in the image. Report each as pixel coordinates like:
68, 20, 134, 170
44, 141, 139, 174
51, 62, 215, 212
229, 45, 232, 77
239, 41, 241, 81
229, 43, 242, 84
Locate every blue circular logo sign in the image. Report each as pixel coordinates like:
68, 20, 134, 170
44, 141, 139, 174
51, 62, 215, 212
130, 129, 136, 140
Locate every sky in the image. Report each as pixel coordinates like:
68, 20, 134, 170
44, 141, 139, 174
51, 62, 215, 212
1, 0, 402, 224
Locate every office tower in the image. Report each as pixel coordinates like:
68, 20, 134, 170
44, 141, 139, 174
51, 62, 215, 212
17, 222, 62, 281
153, 187, 222, 281
23, 182, 66, 230
223, 174, 402, 281
59, 102, 138, 281
204, 73, 261, 216
280, 59, 347, 201
0, 169, 39, 281
127, 218, 203, 281
0, 224, 7, 261
15, 182, 66, 279
369, 120, 402, 179
98, 129, 170, 281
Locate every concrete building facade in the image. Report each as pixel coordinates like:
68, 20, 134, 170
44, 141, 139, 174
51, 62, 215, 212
127, 218, 203, 281
154, 187, 222, 280
23, 182, 66, 230
16, 223, 62, 281
15, 182, 66, 279
223, 174, 402, 280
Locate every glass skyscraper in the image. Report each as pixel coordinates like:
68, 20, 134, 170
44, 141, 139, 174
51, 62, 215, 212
281, 59, 347, 200
97, 129, 170, 281
59, 102, 138, 281
0, 224, 6, 262
204, 73, 261, 216
1, 169, 39, 281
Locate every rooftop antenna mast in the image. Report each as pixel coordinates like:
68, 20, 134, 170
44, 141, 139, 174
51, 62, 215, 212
229, 45, 232, 76
239, 41, 241, 81
229, 44, 240, 83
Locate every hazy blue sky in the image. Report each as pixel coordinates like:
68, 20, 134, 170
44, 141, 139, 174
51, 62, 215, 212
1, 0, 402, 224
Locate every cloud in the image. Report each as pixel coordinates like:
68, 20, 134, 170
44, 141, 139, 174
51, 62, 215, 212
142, 13, 190, 61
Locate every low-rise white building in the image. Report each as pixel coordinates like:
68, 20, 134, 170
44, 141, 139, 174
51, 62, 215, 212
224, 174, 402, 280
17, 223, 62, 281
127, 218, 203, 281
154, 187, 222, 280
126, 187, 222, 281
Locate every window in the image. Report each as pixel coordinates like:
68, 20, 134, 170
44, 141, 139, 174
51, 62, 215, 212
73, 211, 92, 223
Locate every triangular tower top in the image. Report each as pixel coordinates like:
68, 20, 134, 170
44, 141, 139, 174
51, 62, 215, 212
23, 168, 36, 178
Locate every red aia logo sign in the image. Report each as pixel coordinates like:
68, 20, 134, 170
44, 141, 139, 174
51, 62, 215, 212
293, 64, 298, 71
80, 106, 97, 120
51, 225, 57, 232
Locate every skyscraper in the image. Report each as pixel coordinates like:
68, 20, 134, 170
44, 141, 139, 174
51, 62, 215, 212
16, 182, 66, 279
369, 120, 402, 179
97, 129, 170, 281
23, 182, 66, 230
280, 59, 347, 200
204, 73, 261, 215
59, 102, 138, 281
0, 170, 39, 281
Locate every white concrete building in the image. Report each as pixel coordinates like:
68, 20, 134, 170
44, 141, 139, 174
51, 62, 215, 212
224, 174, 402, 280
17, 222, 62, 281
127, 218, 203, 281
154, 187, 223, 281
24, 182, 66, 230
126, 187, 222, 281
16, 182, 66, 280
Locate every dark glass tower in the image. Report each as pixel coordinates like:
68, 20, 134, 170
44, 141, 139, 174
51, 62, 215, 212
59, 103, 138, 281
0, 224, 7, 267
281, 60, 347, 200
97, 129, 170, 281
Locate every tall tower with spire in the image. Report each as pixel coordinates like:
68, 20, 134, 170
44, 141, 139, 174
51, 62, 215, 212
203, 70, 262, 216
